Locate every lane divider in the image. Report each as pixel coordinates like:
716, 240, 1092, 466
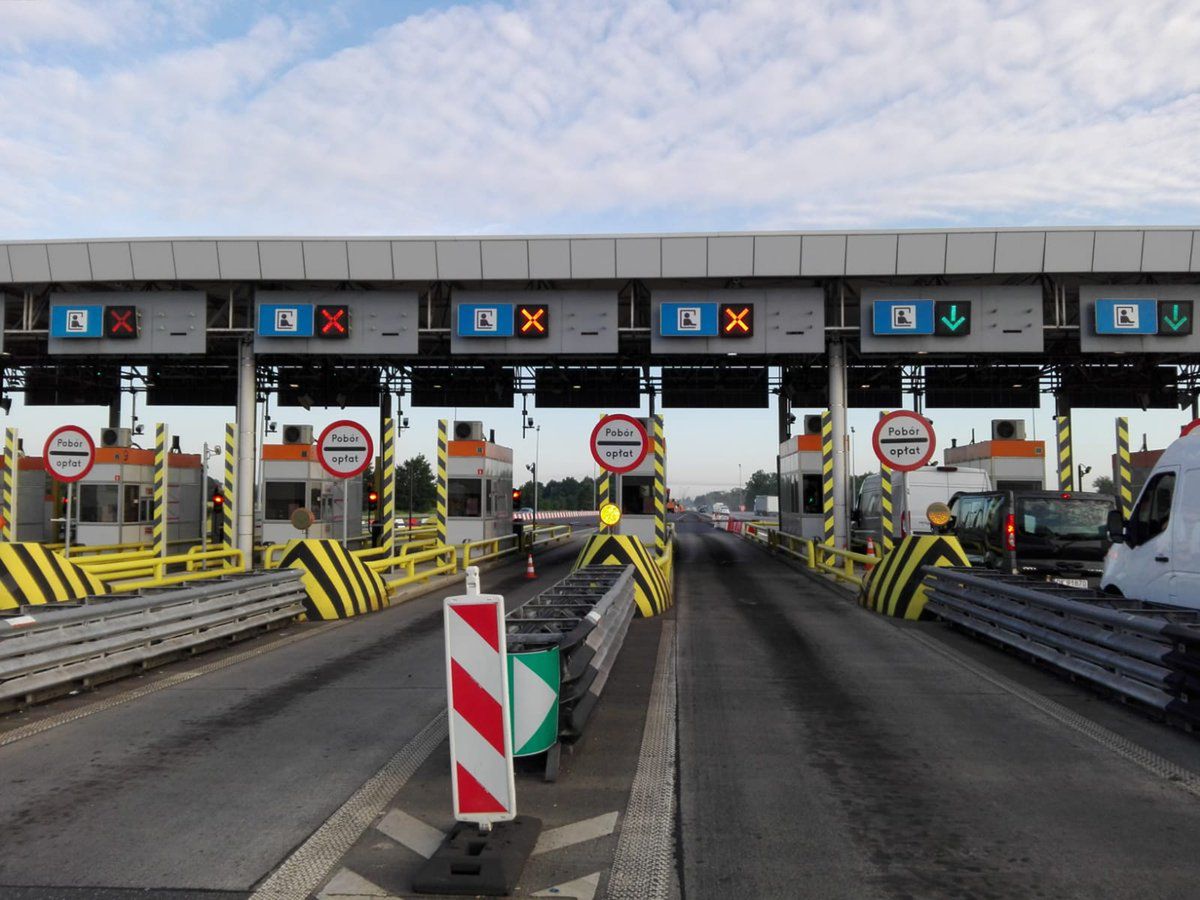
277, 539, 389, 620
0, 543, 107, 611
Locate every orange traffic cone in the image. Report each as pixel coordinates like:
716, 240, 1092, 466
524, 553, 537, 579
865, 535, 877, 571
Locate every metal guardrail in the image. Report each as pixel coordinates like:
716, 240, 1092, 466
922, 567, 1200, 727
506, 565, 636, 780
461, 524, 575, 568
0, 571, 306, 710
365, 544, 458, 591
743, 526, 877, 587
74, 546, 246, 592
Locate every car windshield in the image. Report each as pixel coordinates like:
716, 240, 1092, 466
1016, 498, 1111, 540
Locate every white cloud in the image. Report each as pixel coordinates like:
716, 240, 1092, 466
1, 0, 1200, 238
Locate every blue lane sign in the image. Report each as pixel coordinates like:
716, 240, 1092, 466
661, 302, 718, 337
258, 304, 314, 337
872, 299, 935, 335
51, 305, 104, 338
1095, 299, 1158, 335
458, 304, 514, 337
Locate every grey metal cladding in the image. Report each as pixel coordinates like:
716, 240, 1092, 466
707, 236, 753, 276
47, 242, 92, 281
1192, 232, 1200, 272
436, 240, 482, 279
800, 234, 845, 276
1079, 284, 1200, 353
1043, 231, 1094, 272
302, 241, 349, 280
171, 241, 219, 279
993, 232, 1044, 273
223, 241, 267, 280
661, 237, 706, 277
896, 233, 946, 275
392, 241, 437, 279
48, 291, 206, 355
88, 242, 134, 280
846, 234, 897, 276
528, 240, 570, 279
253, 290, 418, 355
1092, 230, 1142, 273
347, 240, 393, 280
450, 290, 617, 355
753, 235, 801, 276
570, 239, 615, 278
1140, 230, 1192, 272
481, 241, 529, 280
945, 232, 996, 274
616, 238, 661, 278
9, 244, 51, 281
651, 287, 822, 355
259, 241, 304, 280
764, 288, 825, 354
130, 242, 176, 280
0, 246, 12, 282
858, 284, 1042, 353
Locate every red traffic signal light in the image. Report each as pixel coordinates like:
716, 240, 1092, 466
212, 491, 224, 507
367, 489, 379, 509
315, 304, 349, 339
105, 305, 140, 339
512, 488, 521, 503
719, 304, 753, 338
516, 304, 549, 338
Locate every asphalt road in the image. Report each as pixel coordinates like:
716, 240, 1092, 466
674, 518, 1200, 900
0, 536, 587, 897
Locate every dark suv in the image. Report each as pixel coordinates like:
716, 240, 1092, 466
942, 490, 1117, 587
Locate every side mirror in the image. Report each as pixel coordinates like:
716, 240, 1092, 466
1106, 509, 1126, 544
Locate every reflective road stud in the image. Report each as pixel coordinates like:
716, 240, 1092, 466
1116, 417, 1133, 520
444, 567, 516, 824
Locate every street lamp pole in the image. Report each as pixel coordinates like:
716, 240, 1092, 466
534, 425, 541, 528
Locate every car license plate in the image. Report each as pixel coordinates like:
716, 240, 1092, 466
1053, 577, 1088, 589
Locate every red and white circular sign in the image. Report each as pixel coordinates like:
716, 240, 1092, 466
317, 420, 373, 479
872, 410, 936, 472
1181, 419, 1200, 438
43, 425, 96, 483
590, 414, 650, 474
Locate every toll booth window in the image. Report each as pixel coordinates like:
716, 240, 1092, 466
265, 481, 307, 521
622, 477, 654, 514
802, 474, 822, 514
78, 484, 119, 523
448, 478, 482, 517
123, 485, 142, 522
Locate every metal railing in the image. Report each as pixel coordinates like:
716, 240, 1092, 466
744, 526, 877, 587
0, 571, 305, 710
922, 567, 1200, 727
74, 546, 246, 592
365, 544, 458, 592
461, 524, 575, 568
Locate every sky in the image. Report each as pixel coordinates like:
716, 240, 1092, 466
2, 0, 1199, 497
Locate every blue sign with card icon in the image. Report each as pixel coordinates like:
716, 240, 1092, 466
50, 305, 104, 338
872, 300, 935, 335
1094, 299, 1158, 335
258, 304, 314, 337
457, 304, 514, 337
660, 302, 718, 337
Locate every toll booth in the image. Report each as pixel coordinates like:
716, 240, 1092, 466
943, 427, 1046, 491
74, 440, 203, 547
779, 433, 825, 539
614, 418, 662, 547
446, 423, 513, 544
260, 431, 365, 545
1, 455, 55, 542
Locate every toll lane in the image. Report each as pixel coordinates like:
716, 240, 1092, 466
675, 520, 1200, 899
0, 538, 586, 896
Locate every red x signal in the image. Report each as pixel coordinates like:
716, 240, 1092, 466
316, 305, 349, 339
516, 304, 549, 339
720, 304, 753, 338
105, 306, 139, 339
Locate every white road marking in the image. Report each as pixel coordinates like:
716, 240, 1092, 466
531, 870, 601, 900
532, 811, 619, 856
375, 808, 446, 859
316, 867, 395, 897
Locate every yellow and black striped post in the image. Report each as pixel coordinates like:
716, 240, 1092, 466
153, 423, 169, 558
1056, 415, 1073, 491
821, 409, 835, 558
1115, 416, 1133, 520
381, 417, 396, 549
881, 464, 895, 554
222, 422, 236, 549
652, 414, 666, 556
2, 427, 17, 542
436, 418, 448, 547
597, 471, 611, 533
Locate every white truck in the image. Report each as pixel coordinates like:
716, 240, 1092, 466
852, 465, 991, 550
753, 495, 778, 515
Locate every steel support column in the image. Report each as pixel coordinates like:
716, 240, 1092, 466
236, 340, 256, 558
828, 339, 849, 548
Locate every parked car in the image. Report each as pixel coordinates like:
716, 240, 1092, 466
1103, 432, 1200, 606
942, 489, 1116, 587
853, 465, 990, 551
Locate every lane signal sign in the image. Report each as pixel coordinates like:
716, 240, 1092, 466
315, 304, 349, 339
105, 305, 140, 339
719, 304, 753, 338
933, 301, 970, 336
1159, 300, 1193, 336
516, 304, 549, 338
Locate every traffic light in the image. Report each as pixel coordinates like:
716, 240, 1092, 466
105, 305, 140, 339
934, 300, 971, 336
719, 304, 753, 338
315, 304, 350, 339
1159, 300, 1193, 336
516, 304, 549, 338
367, 489, 379, 510
512, 488, 521, 504
211, 490, 224, 508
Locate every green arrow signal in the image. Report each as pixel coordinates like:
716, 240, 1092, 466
939, 304, 967, 331
1164, 303, 1189, 332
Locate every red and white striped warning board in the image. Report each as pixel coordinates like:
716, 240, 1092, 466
443, 583, 517, 824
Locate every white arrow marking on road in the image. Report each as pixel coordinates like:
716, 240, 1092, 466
531, 871, 601, 900
374, 809, 446, 859
532, 811, 619, 855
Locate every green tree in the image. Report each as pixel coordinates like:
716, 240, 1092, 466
1092, 474, 1115, 495
743, 469, 779, 508
396, 454, 437, 515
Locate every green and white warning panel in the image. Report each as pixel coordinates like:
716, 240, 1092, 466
508, 648, 560, 757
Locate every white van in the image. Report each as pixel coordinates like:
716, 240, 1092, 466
853, 465, 991, 550
1102, 431, 1200, 607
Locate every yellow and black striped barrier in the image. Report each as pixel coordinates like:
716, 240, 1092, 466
276, 539, 389, 620
1, 427, 17, 543
861, 534, 970, 620
820, 409, 834, 559
573, 534, 672, 617
1056, 414, 1073, 492
652, 414, 666, 556
881, 462, 894, 554
0, 543, 106, 611
597, 471, 611, 534
223, 422, 236, 549
1115, 416, 1133, 520
381, 416, 396, 547
153, 423, 168, 557
436, 419, 448, 547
